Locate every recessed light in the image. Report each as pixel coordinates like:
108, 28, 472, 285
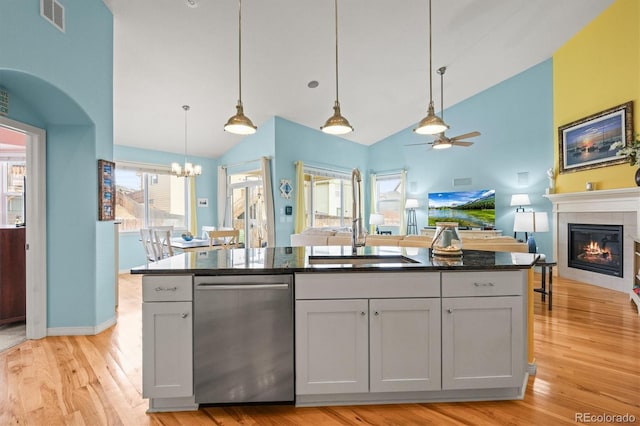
307, 80, 319, 89
185, 0, 198, 8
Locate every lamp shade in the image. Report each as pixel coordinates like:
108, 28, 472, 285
369, 213, 384, 226
513, 211, 549, 233
510, 194, 531, 207
405, 198, 419, 209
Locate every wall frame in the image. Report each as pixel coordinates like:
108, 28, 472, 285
558, 101, 633, 174
98, 159, 115, 221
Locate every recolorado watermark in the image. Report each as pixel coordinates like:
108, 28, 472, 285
575, 412, 636, 423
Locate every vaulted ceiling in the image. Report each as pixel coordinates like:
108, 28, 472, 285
103, 0, 613, 159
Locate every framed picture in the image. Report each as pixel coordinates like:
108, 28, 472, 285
558, 101, 633, 174
280, 179, 293, 199
98, 159, 115, 221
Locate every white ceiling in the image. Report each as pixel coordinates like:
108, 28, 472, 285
103, 0, 613, 159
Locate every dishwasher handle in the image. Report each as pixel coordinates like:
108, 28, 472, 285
195, 283, 290, 291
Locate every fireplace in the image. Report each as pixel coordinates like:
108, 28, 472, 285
568, 223, 623, 277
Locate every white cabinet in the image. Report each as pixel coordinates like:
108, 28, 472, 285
441, 271, 526, 390
142, 275, 193, 400
295, 272, 441, 396
295, 299, 369, 395
369, 298, 441, 392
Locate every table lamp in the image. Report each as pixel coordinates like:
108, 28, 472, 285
369, 213, 384, 234
510, 194, 531, 212
513, 211, 549, 253
510, 194, 531, 239
405, 199, 419, 235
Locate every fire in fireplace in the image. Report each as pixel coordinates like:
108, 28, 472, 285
568, 224, 623, 277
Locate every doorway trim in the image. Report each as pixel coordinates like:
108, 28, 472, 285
0, 116, 47, 339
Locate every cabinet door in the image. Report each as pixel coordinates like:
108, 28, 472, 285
369, 298, 441, 392
296, 299, 369, 395
442, 296, 524, 390
142, 301, 193, 398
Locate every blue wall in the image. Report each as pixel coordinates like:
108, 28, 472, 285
0, 0, 115, 329
369, 60, 554, 255
114, 145, 218, 270
274, 117, 369, 247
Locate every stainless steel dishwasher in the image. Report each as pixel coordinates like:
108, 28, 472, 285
193, 274, 294, 404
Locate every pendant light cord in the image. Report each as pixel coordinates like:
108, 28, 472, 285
440, 67, 444, 121
428, 0, 433, 104
183, 105, 189, 164
334, 0, 339, 102
238, 0, 243, 103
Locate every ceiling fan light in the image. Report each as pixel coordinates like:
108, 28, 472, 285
321, 101, 353, 135
224, 101, 257, 135
414, 102, 449, 135
432, 140, 452, 150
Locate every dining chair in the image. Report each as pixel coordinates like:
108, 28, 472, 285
152, 228, 174, 258
201, 225, 216, 240
207, 229, 240, 249
140, 228, 161, 261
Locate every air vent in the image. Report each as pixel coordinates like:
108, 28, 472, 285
453, 177, 472, 187
517, 171, 529, 186
41, 0, 65, 33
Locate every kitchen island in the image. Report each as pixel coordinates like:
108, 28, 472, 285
132, 245, 537, 412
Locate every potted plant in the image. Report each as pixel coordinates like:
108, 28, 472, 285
613, 135, 640, 185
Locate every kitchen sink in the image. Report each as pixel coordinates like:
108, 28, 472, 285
308, 255, 419, 266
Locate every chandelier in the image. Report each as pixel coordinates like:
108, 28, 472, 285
171, 105, 202, 177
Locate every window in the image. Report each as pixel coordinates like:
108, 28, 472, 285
303, 167, 352, 228
228, 170, 265, 248
115, 162, 188, 232
375, 173, 402, 226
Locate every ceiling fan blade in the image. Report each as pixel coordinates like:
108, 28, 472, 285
451, 141, 474, 147
450, 131, 481, 141
405, 142, 429, 147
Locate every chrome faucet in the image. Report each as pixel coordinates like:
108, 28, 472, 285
351, 168, 366, 254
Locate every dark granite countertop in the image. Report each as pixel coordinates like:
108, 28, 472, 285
131, 246, 538, 276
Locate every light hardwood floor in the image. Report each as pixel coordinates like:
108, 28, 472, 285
1, 273, 638, 425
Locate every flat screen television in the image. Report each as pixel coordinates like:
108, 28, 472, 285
427, 189, 495, 229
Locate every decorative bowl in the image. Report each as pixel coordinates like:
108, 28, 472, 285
181, 232, 194, 241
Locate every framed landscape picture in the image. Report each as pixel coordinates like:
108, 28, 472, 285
558, 101, 633, 173
98, 159, 115, 221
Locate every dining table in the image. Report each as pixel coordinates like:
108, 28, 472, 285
169, 237, 214, 252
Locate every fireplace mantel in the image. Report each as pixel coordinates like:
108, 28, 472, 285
544, 187, 640, 216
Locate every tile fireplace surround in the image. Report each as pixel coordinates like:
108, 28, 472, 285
545, 188, 640, 293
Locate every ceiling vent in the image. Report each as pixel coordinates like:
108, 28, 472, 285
41, 0, 65, 33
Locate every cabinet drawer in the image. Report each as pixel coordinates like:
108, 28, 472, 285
442, 271, 524, 297
295, 272, 440, 299
143, 275, 193, 302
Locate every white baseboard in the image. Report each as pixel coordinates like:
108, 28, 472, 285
47, 316, 117, 336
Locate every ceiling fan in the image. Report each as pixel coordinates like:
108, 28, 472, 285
407, 66, 480, 150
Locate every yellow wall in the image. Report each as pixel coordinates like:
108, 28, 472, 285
553, 0, 640, 193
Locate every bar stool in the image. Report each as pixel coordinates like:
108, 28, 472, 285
533, 256, 557, 310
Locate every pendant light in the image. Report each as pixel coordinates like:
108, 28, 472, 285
414, 0, 449, 135
172, 105, 202, 177
224, 0, 257, 135
321, 0, 353, 135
